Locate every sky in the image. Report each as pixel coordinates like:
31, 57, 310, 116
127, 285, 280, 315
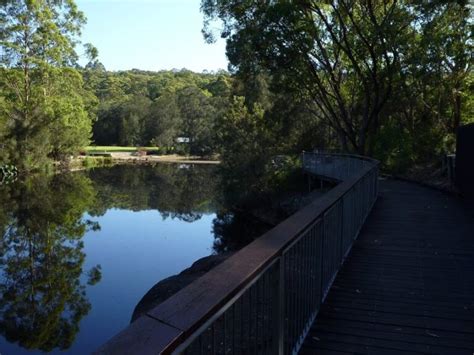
76, 0, 229, 72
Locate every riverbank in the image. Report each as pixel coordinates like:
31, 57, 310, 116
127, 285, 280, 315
107, 152, 220, 164
67, 153, 220, 172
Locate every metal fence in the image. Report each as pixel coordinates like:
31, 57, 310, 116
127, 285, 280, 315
302, 151, 374, 181
97, 152, 379, 355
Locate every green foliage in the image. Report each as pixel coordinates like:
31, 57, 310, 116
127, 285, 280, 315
176, 86, 216, 155
215, 96, 275, 201
202, 0, 473, 170
82, 157, 95, 168
0, 0, 95, 171
146, 92, 181, 147
82, 156, 114, 168
1, 0, 470, 175
85, 69, 232, 156
375, 1, 474, 170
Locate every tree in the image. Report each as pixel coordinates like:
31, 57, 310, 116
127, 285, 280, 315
176, 86, 216, 155
417, 1, 472, 135
372, 1, 473, 170
215, 96, 275, 200
117, 95, 152, 146
0, 0, 95, 170
202, 1, 410, 154
86, 69, 233, 151
146, 92, 181, 147
202, 0, 473, 161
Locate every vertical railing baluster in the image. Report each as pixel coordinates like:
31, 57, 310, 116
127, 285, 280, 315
304, 230, 311, 333
297, 243, 303, 347
301, 239, 306, 342
288, 248, 293, 351
262, 275, 266, 353
278, 257, 285, 355
310, 227, 316, 311
342, 195, 346, 260
320, 214, 325, 303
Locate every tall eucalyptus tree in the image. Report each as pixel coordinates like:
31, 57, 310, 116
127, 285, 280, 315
1, 0, 96, 170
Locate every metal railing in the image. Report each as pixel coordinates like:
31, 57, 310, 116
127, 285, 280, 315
97, 152, 379, 355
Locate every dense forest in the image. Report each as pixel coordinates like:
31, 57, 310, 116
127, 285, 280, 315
84, 68, 233, 156
1, 0, 473, 174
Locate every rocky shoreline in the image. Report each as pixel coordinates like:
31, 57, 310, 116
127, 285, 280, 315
131, 252, 235, 322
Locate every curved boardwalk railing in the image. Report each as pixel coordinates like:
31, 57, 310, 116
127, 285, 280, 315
97, 152, 379, 355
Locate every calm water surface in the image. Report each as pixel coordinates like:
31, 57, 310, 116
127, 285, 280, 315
0, 164, 237, 354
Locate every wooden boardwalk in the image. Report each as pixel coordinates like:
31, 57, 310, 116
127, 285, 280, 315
300, 179, 474, 355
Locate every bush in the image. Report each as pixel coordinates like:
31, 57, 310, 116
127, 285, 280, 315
82, 156, 115, 168
82, 157, 95, 168
174, 145, 187, 155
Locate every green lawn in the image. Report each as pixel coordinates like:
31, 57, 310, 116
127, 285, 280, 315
84, 146, 159, 152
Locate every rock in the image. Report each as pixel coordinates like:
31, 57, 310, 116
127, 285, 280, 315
131, 252, 234, 323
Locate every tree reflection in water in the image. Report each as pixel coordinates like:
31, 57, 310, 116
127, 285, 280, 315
212, 211, 272, 253
0, 173, 101, 352
86, 163, 219, 222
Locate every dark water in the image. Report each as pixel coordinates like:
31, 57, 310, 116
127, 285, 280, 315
0, 164, 267, 354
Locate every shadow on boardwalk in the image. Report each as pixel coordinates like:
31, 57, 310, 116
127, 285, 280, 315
301, 179, 474, 355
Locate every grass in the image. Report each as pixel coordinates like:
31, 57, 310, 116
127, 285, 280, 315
84, 146, 158, 152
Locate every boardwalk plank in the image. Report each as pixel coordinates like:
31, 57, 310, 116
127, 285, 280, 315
300, 180, 474, 354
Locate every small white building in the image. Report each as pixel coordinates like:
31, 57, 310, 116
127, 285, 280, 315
176, 137, 190, 143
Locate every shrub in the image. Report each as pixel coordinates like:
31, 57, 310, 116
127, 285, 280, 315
82, 157, 94, 168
